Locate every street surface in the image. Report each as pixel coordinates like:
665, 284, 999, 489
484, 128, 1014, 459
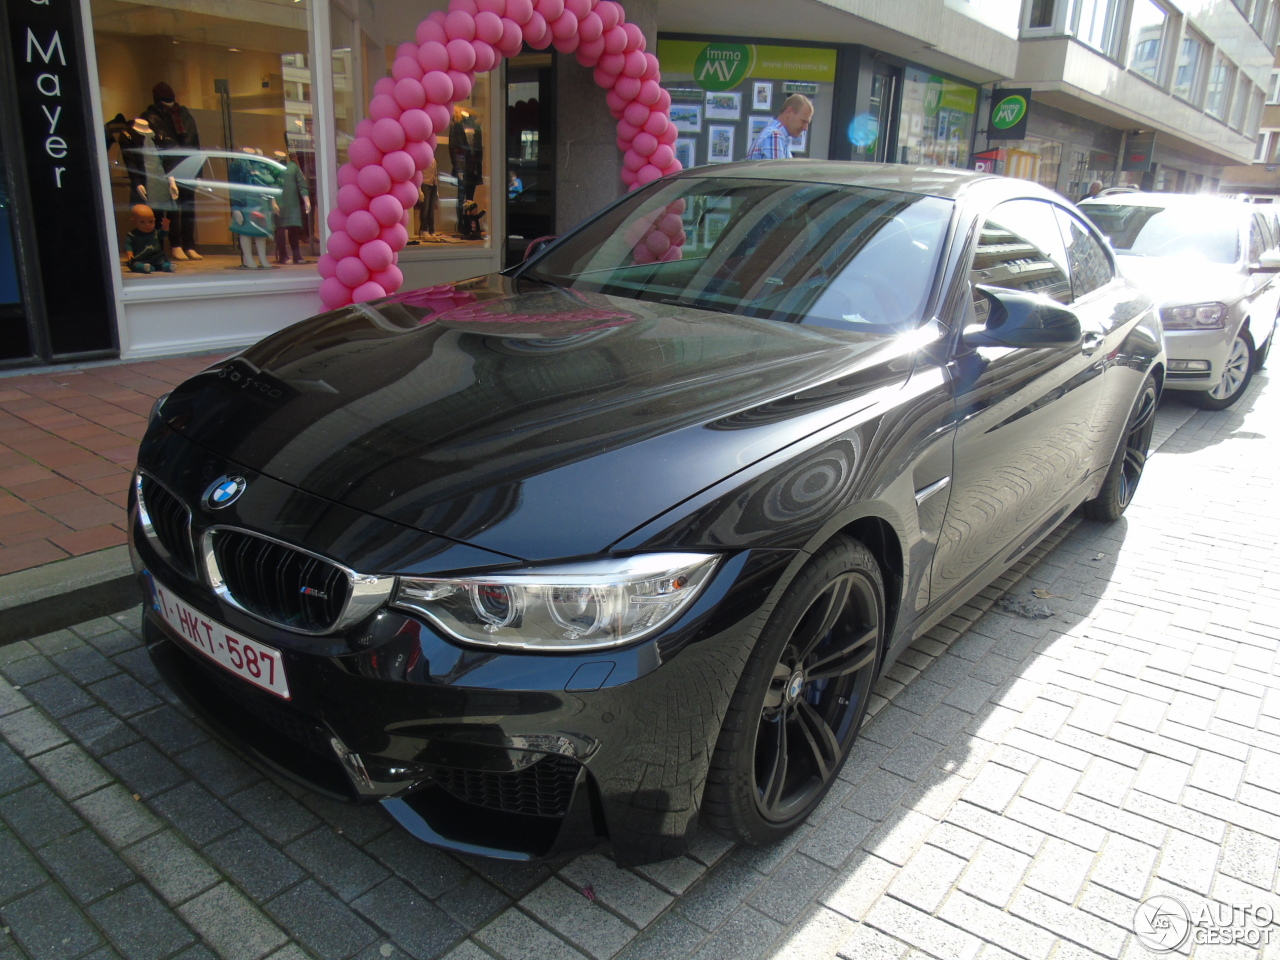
0, 370, 1277, 960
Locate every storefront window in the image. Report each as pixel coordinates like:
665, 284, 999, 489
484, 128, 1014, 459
330, 0, 493, 249
897, 68, 977, 168
91, 0, 317, 283
655, 40, 836, 167
977, 137, 1062, 192
1127, 0, 1169, 83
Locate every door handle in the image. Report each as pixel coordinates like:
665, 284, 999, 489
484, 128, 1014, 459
1080, 331, 1105, 356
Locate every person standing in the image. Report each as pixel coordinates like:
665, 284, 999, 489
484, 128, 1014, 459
273, 153, 311, 264
747, 94, 814, 160
142, 82, 202, 260
1079, 180, 1104, 202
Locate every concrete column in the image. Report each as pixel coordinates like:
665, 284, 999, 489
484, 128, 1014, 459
554, 0, 658, 232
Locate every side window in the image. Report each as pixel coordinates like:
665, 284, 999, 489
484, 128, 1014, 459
970, 199, 1072, 322
1054, 207, 1115, 300
1249, 213, 1273, 262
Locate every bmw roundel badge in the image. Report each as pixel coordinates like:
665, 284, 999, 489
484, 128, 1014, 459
204, 475, 247, 509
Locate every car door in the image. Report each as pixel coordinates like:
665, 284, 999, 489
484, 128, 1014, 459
1244, 211, 1280, 343
929, 197, 1109, 602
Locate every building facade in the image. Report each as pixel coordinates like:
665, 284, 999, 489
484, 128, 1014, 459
0, 0, 1275, 370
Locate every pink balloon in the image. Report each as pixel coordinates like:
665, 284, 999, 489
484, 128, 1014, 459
326, 209, 348, 233
564, 0, 590, 18
336, 255, 370, 287
371, 265, 404, 293
658, 212, 683, 237
523, 10, 549, 44
578, 10, 603, 41
392, 55, 422, 81
348, 137, 383, 169
535, 0, 564, 20
599, 52, 625, 75
620, 166, 638, 185
605, 90, 627, 114
372, 117, 407, 153
317, 253, 338, 278
474, 10, 504, 43
633, 244, 655, 264
382, 150, 415, 182
353, 282, 387, 303
656, 88, 672, 112
472, 40, 498, 73
614, 76, 641, 102
616, 119, 640, 141
637, 163, 662, 185
498, 17, 525, 56
369, 194, 404, 227
424, 103, 451, 133
393, 77, 427, 110
632, 131, 658, 157
622, 22, 645, 51
338, 184, 369, 214
602, 24, 627, 55
651, 143, 675, 169
661, 161, 682, 178
380, 223, 409, 250
404, 140, 434, 169
552, 33, 580, 55
597, 0, 622, 29
448, 70, 474, 100
328, 230, 358, 259
447, 38, 477, 72
658, 124, 678, 145
415, 18, 447, 44
445, 10, 476, 40
616, 136, 631, 152
623, 101, 649, 127
370, 94, 401, 121
643, 111, 669, 137
641, 52, 660, 81
320, 277, 353, 309
355, 119, 375, 140
667, 198, 687, 215
577, 37, 606, 67
373, 77, 396, 98
453, 0, 479, 13
422, 70, 454, 104
357, 163, 393, 197
337, 163, 359, 187
391, 180, 420, 207
637, 79, 661, 106
593, 67, 617, 89
396, 42, 418, 60
359, 239, 394, 272
622, 50, 647, 78
506, 0, 534, 23
550, 13, 578, 40
346, 210, 380, 243
476, 0, 505, 12
623, 149, 646, 172
645, 231, 670, 256
417, 40, 450, 73
400, 108, 433, 141
660, 246, 682, 262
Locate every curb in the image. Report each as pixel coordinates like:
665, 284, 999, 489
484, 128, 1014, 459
0, 545, 140, 645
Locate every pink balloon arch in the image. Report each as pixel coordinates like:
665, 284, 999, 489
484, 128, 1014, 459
317, 0, 685, 310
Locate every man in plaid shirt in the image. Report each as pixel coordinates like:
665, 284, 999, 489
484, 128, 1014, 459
748, 94, 814, 160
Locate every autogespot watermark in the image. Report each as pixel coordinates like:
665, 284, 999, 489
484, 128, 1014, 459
1133, 895, 1275, 951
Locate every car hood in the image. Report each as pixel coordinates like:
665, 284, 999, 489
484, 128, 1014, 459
159, 276, 920, 562
1115, 255, 1248, 307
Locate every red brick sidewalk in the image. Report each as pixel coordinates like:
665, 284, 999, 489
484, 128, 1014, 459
0, 354, 228, 577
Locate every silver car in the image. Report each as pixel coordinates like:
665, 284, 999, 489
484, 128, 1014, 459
1080, 193, 1279, 408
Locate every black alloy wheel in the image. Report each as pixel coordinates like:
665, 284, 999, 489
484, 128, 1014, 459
703, 537, 884, 844
1083, 372, 1158, 522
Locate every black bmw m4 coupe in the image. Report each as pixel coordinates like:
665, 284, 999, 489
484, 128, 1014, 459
130, 162, 1164, 865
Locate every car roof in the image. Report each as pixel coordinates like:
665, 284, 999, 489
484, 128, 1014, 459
672, 160, 1000, 200
1079, 191, 1251, 214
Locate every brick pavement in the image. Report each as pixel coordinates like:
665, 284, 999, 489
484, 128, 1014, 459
0, 356, 228, 577
0, 371, 1276, 960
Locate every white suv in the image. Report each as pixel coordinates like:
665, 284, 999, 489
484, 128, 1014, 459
1080, 193, 1279, 408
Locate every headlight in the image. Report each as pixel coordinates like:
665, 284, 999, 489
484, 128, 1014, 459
1160, 302, 1227, 330
394, 553, 720, 651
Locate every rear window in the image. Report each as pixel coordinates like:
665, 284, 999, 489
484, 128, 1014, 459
1081, 203, 1240, 264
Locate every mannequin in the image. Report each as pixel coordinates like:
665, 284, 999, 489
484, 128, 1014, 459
129, 118, 178, 247
142, 81, 202, 260
417, 154, 438, 237
448, 106, 483, 235
272, 150, 312, 264
228, 148, 277, 269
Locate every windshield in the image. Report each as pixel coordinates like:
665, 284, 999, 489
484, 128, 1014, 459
1081, 203, 1240, 264
521, 177, 954, 335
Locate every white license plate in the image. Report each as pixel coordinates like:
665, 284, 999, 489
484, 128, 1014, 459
148, 574, 291, 700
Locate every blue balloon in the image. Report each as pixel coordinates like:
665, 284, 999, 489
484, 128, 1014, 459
848, 112, 879, 149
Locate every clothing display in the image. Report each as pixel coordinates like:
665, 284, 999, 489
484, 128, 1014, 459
228, 156, 275, 239
449, 111, 483, 234
416, 157, 438, 235
141, 82, 201, 254
272, 159, 310, 263
125, 227, 173, 273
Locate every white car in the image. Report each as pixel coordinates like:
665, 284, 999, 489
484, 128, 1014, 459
1081, 193, 1279, 408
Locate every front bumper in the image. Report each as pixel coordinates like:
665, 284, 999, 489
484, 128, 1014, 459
1163, 327, 1233, 390
138, 544, 791, 865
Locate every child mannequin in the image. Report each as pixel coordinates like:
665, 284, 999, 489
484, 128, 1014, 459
125, 204, 174, 274
228, 148, 277, 269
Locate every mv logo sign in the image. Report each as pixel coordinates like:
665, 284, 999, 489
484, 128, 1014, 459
694, 43, 751, 92
987, 88, 1032, 140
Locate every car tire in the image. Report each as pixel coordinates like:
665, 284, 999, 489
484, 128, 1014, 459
1082, 372, 1159, 522
1192, 332, 1254, 410
702, 536, 883, 846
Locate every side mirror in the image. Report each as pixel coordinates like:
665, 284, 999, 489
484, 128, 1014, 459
1250, 250, 1280, 273
963, 285, 1082, 349
523, 235, 557, 262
